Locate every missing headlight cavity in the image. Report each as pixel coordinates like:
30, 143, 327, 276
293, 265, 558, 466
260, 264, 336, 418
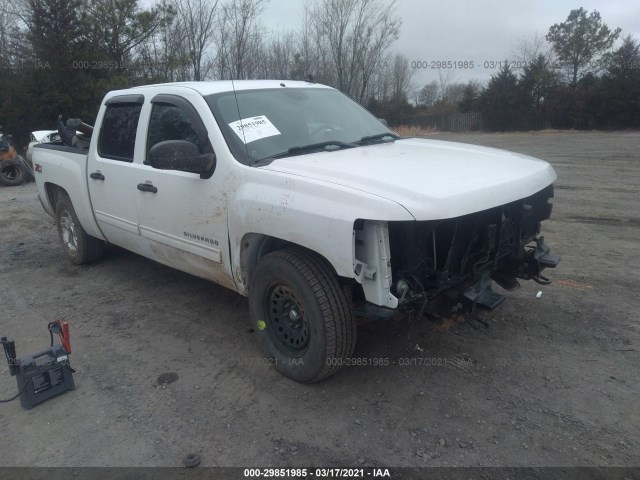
356, 185, 558, 317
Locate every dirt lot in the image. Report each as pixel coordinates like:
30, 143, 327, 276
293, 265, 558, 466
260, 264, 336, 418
0, 131, 638, 468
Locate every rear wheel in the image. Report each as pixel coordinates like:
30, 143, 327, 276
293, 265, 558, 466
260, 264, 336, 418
0, 159, 26, 186
55, 193, 105, 264
249, 248, 357, 383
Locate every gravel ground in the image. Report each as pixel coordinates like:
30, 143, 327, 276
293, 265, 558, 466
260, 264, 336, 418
0, 131, 638, 468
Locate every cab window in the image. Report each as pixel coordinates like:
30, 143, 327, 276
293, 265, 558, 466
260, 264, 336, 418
147, 103, 209, 156
98, 103, 142, 162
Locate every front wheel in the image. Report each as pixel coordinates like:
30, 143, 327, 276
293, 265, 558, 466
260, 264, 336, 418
55, 192, 105, 264
249, 248, 357, 383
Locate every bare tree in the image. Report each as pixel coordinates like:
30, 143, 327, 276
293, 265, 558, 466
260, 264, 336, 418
0, 0, 9, 55
261, 30, 296, 79
417, 77, 476, 110
0, 0, 16, 65
3, 0, 30, 27
135, 9, 191, 82
364, 52, 413, 103
511, 32, 553, 70
418, 81, 439, 107
177, 0, 219, 81
296, 6, 333, 84
443, 83, 466, 105
216, 0, 267, 79
305, 0, 401, 102
389, 53, 413, 101
367, 56, 391, 101
436, 69, 454, 101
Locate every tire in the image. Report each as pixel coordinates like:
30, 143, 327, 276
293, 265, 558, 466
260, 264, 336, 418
55, 192, 105, 265
0, 159, 26, 186
249, 247, 357, 383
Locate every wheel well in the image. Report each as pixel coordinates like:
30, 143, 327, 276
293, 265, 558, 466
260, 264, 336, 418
45, 183, 67, 211
240, 234, 292, 288
239, 234, 348, 291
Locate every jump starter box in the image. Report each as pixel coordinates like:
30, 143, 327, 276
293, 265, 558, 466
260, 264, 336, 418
2, 321, 75, 410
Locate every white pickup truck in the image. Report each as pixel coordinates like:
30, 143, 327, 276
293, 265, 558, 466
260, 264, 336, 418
33, 80, 559, 382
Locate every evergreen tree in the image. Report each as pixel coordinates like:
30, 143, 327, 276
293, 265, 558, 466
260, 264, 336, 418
546, 8, 620, 88
601, 36, 640, 128
520, 54, 558, 129
478, 61, 525, 131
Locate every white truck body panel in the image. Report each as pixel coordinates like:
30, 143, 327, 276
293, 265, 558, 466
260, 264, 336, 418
33, 147, 105, 240
33, 80, 558, 309
262, 138, 557, 221
228, 166, 413, 294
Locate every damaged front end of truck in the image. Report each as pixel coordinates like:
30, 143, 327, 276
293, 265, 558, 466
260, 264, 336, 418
353, 184, 560, 319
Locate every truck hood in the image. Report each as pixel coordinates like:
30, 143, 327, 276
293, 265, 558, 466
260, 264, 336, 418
261, 138, 557, 220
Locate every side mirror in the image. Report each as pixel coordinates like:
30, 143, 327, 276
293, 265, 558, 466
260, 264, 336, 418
377, 118, 388, 127
148, 140, 216, 179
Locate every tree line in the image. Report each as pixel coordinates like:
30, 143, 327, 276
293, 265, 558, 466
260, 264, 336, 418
383, 8, 640, 132
0, 0, 414, 146
470, 8, 639, 131
0, 2, 638, 148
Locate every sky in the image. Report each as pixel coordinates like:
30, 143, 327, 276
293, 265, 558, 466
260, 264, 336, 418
260, 0, 640, 92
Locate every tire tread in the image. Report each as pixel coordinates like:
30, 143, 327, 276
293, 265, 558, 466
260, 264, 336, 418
264, 248, 356, 382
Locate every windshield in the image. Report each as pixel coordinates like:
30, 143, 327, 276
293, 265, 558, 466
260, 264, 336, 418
205, 87, 393, 165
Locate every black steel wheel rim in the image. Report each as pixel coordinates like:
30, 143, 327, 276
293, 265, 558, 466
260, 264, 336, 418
266, 284, 309, 355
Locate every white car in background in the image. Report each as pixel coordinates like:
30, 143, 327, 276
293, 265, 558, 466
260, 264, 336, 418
26, 130, 61, 164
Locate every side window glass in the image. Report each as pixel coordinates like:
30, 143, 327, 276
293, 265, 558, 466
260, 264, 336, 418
147, 103, 209, 156
98, 104, 142, 162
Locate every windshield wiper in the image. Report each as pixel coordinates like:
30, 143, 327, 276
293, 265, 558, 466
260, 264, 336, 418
257, 140, 357, 163
357, 132, 400, 145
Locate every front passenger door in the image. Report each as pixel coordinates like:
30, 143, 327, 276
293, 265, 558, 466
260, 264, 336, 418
135, 94, 234, 289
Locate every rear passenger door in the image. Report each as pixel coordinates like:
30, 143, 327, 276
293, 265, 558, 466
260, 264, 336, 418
87, 95, 147, 255
134, 93, 234, 289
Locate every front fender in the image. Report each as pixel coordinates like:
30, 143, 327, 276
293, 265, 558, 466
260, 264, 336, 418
228, 167, 414, 294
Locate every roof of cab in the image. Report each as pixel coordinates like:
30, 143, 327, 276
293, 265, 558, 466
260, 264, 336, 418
107, 80, 332, 98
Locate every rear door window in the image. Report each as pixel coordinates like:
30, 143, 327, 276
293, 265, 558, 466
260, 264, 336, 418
98, 103, 142, 162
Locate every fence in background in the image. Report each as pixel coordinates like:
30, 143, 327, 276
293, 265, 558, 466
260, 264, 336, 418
409, 112, 483, 132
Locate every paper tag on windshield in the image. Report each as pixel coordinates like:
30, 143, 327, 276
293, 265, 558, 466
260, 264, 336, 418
228, 115, 281, 144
